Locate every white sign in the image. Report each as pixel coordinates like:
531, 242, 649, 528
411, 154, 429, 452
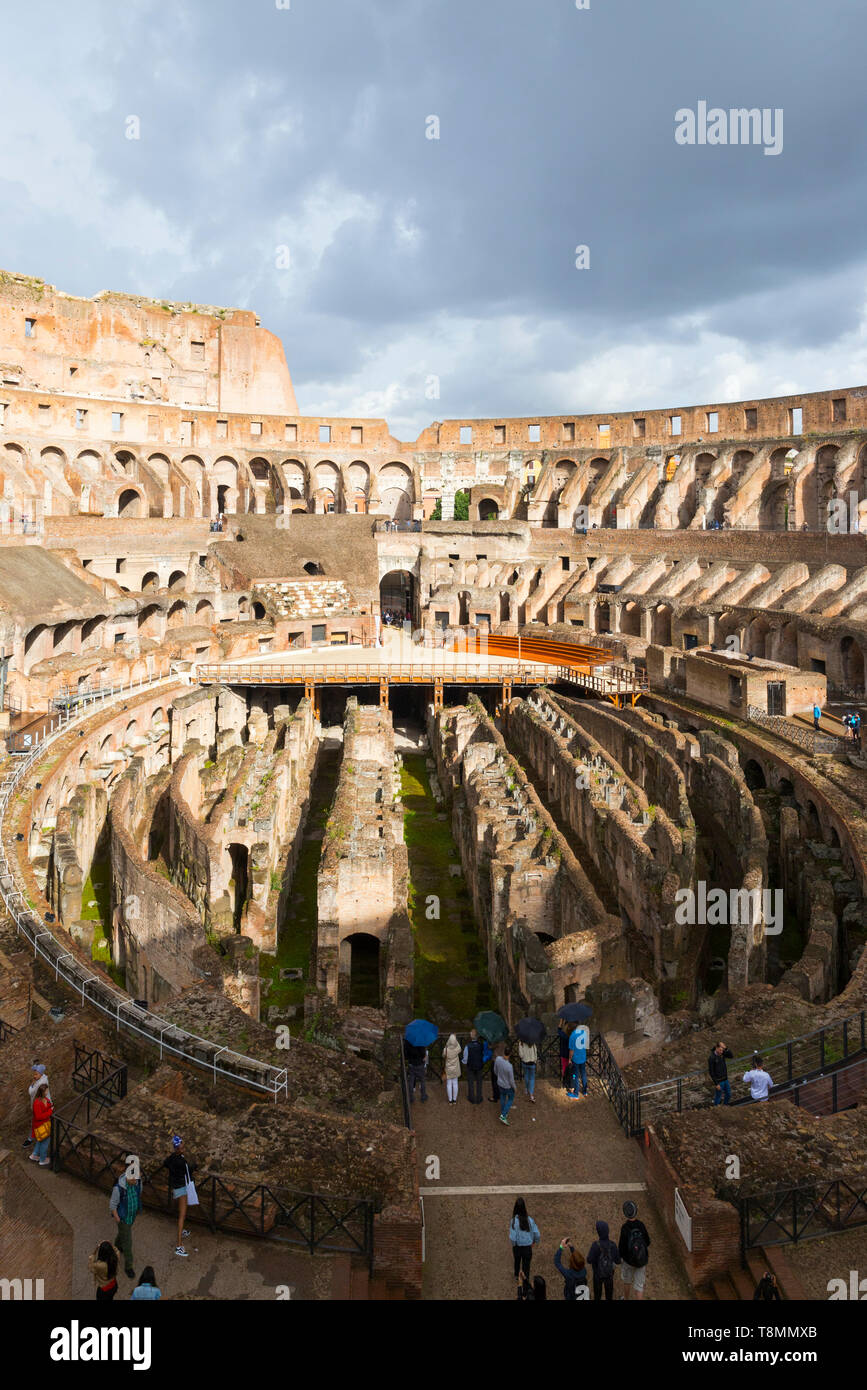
674, 1187, 693, 1252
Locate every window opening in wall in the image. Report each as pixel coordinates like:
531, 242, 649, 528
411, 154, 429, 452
562, 422, 575, 441
24, 318, 35, 337
319, 424, 331, 443
460, 426, 473, 445
810, 657, 826, 674
75, 409, 88, 428
683, 632, 699, 650
789, 406, 803, 434
251, 421, 262, 436
217, 419, 228, 439
69, 366, 78, 377
38, 404, 50, 421
111, 411, 123, 432
147, 415, 159, 437
494, 424, 506, 444
561, 556, 570, 570
729, 675, 743, 706
633, 418, 646, 438
669, 415, 682, 436
191, 340, 205, 360
528, 424, 541, 443
285, 423, 297, 441
744, 407, 757, 431
312, 623, 327, 643
435, 611, 450, 627
767, 681, 785, 716
597, 422, 610, 441
832, 397, 847, 423
706, 412, 718, 432
350, 425, 363, 444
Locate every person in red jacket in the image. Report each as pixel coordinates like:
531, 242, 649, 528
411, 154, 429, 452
29, 1083, 53, 1166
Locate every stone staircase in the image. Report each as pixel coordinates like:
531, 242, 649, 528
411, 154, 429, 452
697, 1245, 809, 1301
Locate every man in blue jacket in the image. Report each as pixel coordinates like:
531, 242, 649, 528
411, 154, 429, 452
567, 1024, 588, 1099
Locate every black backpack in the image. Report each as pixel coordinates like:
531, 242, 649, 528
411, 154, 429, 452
626, 1223, 648, 1268
596, 1242, 615, 1282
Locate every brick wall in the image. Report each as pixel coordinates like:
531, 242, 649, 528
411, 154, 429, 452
0, 1148, 74, 1299
643, 1125, 741, 1288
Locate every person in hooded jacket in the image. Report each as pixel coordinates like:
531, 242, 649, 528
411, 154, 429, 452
442, 1033, 462, 1104
586, 1219, 620, 1300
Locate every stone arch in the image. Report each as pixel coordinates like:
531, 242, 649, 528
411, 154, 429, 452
195, 599, 214, 622
620, 601, 642, 637
167, 570, 186, 591
252, 600, 266, 620
746, 615, 771, 659
744, 758, 766, 791
212, 457, 239, 516
116, 486, 145, 518
380, 569, 415, 624
137, 603, 161, 637
478, 497, 500, 520
378, 462, 414, 521
840, 635, 865, 691
345, 931, 381, 1008
167, 600, 187, 627
140, 572, 159, 594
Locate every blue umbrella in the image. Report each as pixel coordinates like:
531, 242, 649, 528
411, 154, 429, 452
558, 1002, 593, 1023
404, 1019, 438, 1047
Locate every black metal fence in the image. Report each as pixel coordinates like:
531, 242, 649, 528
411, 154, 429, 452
51, 1045, 374, 1260
0, 1015, 19, 1044
741, 1178, 867, 1252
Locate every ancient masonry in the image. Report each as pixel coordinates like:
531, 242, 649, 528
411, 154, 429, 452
1, 269, 867, 1300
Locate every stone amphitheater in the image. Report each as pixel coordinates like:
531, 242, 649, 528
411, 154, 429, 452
0, 268, 865, 1303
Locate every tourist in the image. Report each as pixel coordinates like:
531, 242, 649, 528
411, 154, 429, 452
509, 1198, 541, 1281
495, 1045, 517, 1125
517, 1271, 547, 1300
24, 1061, 51, 1148
742, 1055, 773, 1101
618, 1200, 651, 1300
517, 1038, 538, 1104
89, 1241, 119, 1301
850, 711, 861, 745
557, 1023, 571, 1082
586, 1219, 620, 1300
489, 1040, 501, 1105
162, 1135, 196, 1257
753, 1271, 781, 1301
29, 1081, 53, 1166
404, 1036, 428, 1103
442, 1033, 462, 1104
813, 701, 821, 730
708, 1041, 734, 1106
567, 1023, 588, 1099
110, 1165, 143, 1279
554, 1240, 589, 1300
462, 1029, 485, 1105
131, 1266, 162, 1301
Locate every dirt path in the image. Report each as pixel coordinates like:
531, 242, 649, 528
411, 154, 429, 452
412, 1069, 693, 1301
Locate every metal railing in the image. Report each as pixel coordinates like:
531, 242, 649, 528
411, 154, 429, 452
197, 661, 560, 687
746, 705, 850, 755
741, 1178, 867, 1252
0, 673, 289, 1101
0, 1014, 19, 1044
50, 1047, 373, 1258
629, 1009, 867, 1134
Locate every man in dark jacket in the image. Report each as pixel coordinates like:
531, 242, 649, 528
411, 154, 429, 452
618, 1200, 651, 1300
462, 1029, 485, 1105
403, 1038, 428, 1102
586, 1219, 620, 1301
709, 1041, 734, 1106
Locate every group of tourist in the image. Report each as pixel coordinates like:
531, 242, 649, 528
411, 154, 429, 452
403, 1022, 589, 1123
209, 514, 225, 533
708, 1042, 773, 1103
510, 1197, 652, 1301
381, 608, 409, 626
844, 710, 862, 745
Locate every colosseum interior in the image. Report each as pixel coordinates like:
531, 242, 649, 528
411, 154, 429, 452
1, 269, 866, 1303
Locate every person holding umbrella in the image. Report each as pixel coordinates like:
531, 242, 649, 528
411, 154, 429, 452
558, 1003, 592, 1100
474, 1011, 508, 1106
515, 1017, 545, 1105
403, 1019, 438, 1104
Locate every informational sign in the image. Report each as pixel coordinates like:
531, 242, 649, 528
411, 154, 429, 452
674, 1187, 693, 1251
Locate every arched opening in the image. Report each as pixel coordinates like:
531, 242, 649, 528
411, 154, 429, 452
167, 601, 186, 628
478, 498, 500, 520
841, 635, 865, 691
168, 570, 186, 591
227, 844, 249, 932
217, 484, 230, 515
195, 599, 214, 622
303, 561, 323, 576
252, 601, 266, 620
140, 571, 159, 593
137, 604, 161, 637
347, 932, 381, 1008
620, 602, 641, 637
378, 463, 414, 521
118, 488, 143, 518
777, 777, 794, 797
380, 570, 416, 626
744, 759, 766, 791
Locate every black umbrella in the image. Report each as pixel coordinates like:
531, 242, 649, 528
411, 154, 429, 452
473, 1010, 508, 1044
558, 1002, 593, 1023
515, 1017, 546, 1044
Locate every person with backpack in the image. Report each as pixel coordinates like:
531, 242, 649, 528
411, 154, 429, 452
586, 1219, 620, 1300
753, 1270, 781, 1301
110, 1168, 143, 1279
554, 1239, 589, 1300
618, 1200, 651, 1300
462, 1029, 485, 1105
708, 1041, 734, 1106
509, 1198, 541, 1282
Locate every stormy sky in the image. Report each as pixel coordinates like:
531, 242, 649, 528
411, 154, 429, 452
2, 0, 867, 440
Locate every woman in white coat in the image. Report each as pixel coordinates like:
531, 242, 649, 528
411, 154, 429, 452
443, 1033, 462, 1104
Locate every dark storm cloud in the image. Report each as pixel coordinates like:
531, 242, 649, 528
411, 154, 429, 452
1, 0, 867, 435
